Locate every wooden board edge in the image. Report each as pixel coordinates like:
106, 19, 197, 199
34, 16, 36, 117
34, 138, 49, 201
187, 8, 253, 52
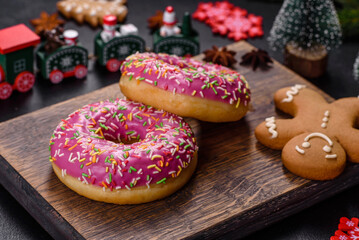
0, 154, 84, 240
189, 164, 359, 239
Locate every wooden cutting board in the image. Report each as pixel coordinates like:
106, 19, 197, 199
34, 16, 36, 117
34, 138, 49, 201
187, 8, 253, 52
1, 41, 358, 240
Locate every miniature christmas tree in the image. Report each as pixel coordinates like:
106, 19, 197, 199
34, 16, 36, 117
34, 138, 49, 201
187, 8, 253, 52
354, 51, 359, 81
268, 0, 342, 78
268, 0, 342, 51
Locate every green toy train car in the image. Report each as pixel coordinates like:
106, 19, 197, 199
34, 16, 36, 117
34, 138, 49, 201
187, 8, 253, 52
153, 12, 199, 57
0, 24, 40, 100
36, 43, 88, 84
94, 26, 146, 72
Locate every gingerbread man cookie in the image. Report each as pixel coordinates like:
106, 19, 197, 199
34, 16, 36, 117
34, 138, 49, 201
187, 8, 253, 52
255, 84, 359, 180
57, 0, 128, 28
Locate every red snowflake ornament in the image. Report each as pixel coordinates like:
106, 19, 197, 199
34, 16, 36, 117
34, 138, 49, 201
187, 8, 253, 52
348, 227, 359, 236
248, 14, 263, 26
331, 217, 359, 240
232, 7, 248, 18
206, 7, 231, 24
192, 2, 213, 21
331, 230, 351, 240
192, 1, 264, 41
224, 15, 251, 41
192, 11, 207, 21
248, 26, 264, 38
339, 218, 359, 232
212, 24, 227, 35
198, 2, 213, 12
228, 30, 248, 41
215, 1, 234, 10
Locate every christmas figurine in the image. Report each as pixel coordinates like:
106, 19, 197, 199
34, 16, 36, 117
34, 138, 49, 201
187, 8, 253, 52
0, 24, 40, 100
64, 29, 79, 45
94, 16, 145, 72
101, 15, 121, 43
160, 6, 181, 37
153, 11, 199, 57
268, 0, 342, 78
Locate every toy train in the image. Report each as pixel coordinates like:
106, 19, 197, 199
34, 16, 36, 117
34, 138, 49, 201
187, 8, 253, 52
36, 39, 88, 84
0, 10, 199, 100
0, 24, 40, 100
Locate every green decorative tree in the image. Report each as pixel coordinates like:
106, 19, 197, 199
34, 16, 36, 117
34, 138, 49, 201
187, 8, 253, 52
268, 0, 342, 51
354, 51, 359, 81
268, 0, 342, 78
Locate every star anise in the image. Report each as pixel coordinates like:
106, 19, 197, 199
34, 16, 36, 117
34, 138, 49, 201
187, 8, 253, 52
240, 49, 273, 71
147, 10, 163, 34
203, 46, 237, 67
30, 12, 65, 38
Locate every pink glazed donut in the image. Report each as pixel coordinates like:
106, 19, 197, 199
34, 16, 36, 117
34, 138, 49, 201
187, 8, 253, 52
120, 52, 251, 122
49, 99, 198, 204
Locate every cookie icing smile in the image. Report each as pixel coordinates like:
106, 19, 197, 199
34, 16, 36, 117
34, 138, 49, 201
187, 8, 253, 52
295, 132, 337, 159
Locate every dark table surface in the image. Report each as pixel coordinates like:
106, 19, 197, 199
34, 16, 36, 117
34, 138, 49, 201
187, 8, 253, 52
0, 0, 358, 239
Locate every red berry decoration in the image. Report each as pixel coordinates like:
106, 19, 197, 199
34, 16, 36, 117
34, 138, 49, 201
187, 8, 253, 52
192, 1, 263, 41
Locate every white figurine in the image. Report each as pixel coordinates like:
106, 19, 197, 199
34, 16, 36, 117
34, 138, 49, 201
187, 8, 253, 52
63, 30, 78, 46
120, 24, 138, 36
101, 15, 121, 43
160, 6, 181, 37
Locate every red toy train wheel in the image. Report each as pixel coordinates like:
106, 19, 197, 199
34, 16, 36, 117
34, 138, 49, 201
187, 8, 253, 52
74, 65, 88, 79
0, 82, 13, 100
50, 70, 64, 84
14, 71, 35, 92
0, 65, 4, 82
106, 59, 121, 72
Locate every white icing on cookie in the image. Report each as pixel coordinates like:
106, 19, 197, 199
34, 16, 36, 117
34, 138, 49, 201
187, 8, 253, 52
321, 110, 330, 129
304, 132, 333, 146
295, 132, 337, 158
76, 6, 83, 13
323, 145, 332, 153
282, 84, 306, 103
265, 117, 278, 138
295, 145, 305, 154
65, 5, 72, 12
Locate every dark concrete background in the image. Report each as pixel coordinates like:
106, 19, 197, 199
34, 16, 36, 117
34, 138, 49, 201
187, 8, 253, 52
0, 0, 358, 239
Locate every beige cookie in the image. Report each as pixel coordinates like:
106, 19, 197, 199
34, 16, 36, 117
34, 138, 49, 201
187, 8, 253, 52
255, 84, 359, 180
57, 0, 128, 27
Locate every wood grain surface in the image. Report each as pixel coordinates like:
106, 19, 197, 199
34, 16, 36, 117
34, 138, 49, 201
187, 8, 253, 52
1, 41, 358, 240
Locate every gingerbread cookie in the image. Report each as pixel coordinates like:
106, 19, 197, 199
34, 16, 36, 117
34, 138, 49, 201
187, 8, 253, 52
57, 0, 128, 28
255, 84, 359, 180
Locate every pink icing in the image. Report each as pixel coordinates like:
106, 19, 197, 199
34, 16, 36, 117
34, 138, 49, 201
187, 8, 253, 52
49, 99, 198, 190
120, 52, 251, 106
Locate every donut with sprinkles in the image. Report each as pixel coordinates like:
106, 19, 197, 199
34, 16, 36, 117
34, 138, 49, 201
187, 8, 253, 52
49, 99, 198, 204
120, 52, 251, 122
